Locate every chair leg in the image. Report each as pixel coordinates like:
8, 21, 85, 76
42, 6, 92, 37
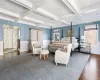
71, 50, 72, 57
40, 54, 42, 59
56, 63, 57, 65
44, 55, 46, 60
47, 54, 48, 58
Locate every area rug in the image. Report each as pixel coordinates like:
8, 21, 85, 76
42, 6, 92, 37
0, 52, 90, 80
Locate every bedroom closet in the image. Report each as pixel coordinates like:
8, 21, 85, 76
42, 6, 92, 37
29, 28, 43, 51
3, 24, 20, 58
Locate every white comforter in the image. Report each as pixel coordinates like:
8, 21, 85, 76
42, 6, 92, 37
72, 42, 79, 51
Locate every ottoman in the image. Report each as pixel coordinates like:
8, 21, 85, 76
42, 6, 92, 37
40, 50, 49, 60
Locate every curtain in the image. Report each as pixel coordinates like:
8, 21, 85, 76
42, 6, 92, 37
84, 30, 97, 46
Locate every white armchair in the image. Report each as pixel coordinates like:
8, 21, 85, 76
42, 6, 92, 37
55, 43, 72, 66
32, 44, 41, 55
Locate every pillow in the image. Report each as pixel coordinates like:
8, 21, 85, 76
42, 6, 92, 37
59, 48, 67, 52
58, 46, 67, 52
64, 46, 68, 52
33, 44, 41, 48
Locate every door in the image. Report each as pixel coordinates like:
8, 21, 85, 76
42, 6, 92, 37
31, 29, 38, 41
38, 31, 43, 44
4, 28, 13, 49
4, 28, 8, 49
13, 28, 19, 49
7, 28, 13, 48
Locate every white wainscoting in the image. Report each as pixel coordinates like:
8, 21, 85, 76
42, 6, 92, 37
0, 41, 3, 55
20, 41, 29, 52
31, 40, 50, 49
0, 40, 50, 55
43, 40, 50, 49
20, 40, 50, 52
91, 41, 100, 55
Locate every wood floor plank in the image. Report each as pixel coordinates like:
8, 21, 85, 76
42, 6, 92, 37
79, 54, 100, 80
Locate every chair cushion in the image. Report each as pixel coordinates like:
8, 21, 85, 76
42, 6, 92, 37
33, 44, 41, 48
40, 50, 49, 54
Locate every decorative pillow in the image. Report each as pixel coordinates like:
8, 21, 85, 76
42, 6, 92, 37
64, 46, 68, 52
60, 48, 67, 52
58, 46, 67, 52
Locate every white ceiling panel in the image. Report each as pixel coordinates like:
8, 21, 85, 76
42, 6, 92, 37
81, 9, 100, 23
75, 0, 100, 10
0, 0, 28, 15
62, 15, 81, 24
26, 11, 53, 22
0, 0, 100, 28
39, 0, 73, 18
28, 0, 46, 9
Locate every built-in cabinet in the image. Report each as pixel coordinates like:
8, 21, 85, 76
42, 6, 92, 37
30, 28, 43, 50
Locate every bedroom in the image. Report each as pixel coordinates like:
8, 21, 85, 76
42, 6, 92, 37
0, 0, 100, 80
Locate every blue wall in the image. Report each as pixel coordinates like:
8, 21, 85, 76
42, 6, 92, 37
52, 21, 100, 41
1, 19, 100, 41
0, 19, 50, 41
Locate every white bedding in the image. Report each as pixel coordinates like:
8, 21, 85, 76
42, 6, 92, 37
62, 37, 79, 51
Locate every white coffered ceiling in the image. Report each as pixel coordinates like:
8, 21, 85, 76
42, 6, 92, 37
0, 0, 100, 28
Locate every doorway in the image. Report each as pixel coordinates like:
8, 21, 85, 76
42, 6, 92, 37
3, 24, 20, 58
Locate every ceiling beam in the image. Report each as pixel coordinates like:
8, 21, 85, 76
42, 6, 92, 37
10, 0, 70, 25
0, 8, 20, 18
10, 0, 32, 9
62, 0, 83, 22
59, 20, 70, 24
10, 0, 55, 20
14, 10, 33, 22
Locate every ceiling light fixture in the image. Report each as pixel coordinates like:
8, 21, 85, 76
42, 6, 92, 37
36, 8, 59, 20
10, 0, 32, 9
84, 8, 99, 13
23, 16, 44, 24
0, 8, 20, 18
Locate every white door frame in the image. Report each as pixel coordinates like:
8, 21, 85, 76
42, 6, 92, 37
3, 24, 20, 50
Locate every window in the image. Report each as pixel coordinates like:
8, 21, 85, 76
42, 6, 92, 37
84, 24, 98, 46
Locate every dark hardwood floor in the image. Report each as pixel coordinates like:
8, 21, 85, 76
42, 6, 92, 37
79, 54, 100, 80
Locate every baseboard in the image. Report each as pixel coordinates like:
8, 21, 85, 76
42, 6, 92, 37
20, 50, 32, 54
91, 53, 100, 55
29, 50, 32, 53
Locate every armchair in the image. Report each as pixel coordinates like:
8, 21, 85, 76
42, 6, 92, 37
55, 43, 72, 66
32, 44, 41, 55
